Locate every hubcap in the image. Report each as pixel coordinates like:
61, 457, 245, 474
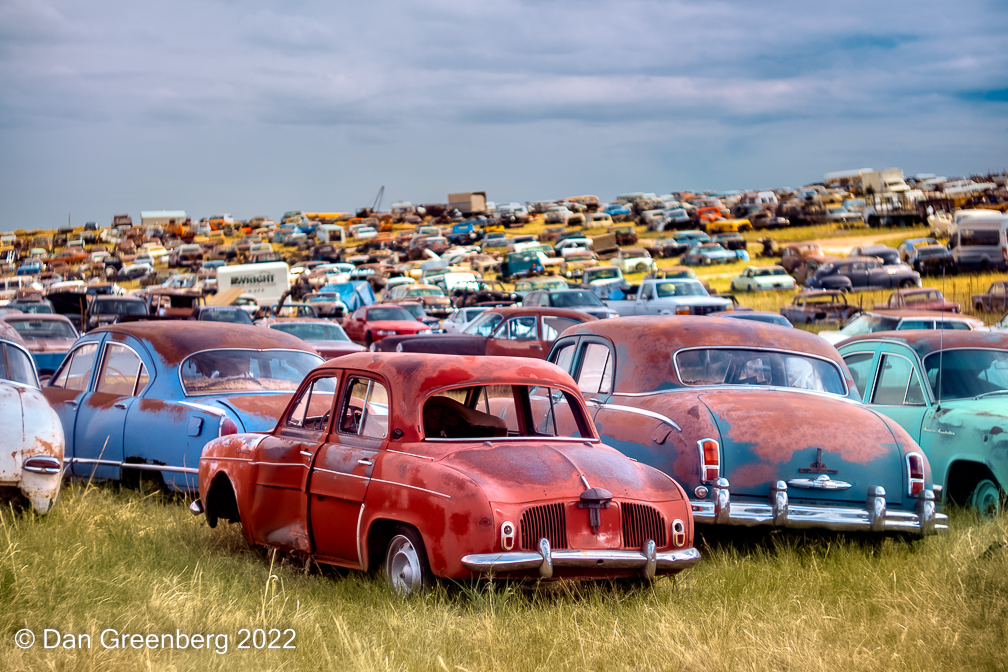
387, 535, 422, 594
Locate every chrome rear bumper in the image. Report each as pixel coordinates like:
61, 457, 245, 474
691, 478, 948, 535
462, 538, 701, 580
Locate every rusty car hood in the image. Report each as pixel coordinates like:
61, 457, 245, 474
435, 440, 682, 504
697, 388, 906, 503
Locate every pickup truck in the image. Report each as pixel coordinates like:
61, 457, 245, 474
602, 278, 732, 316
578, 265, 630, 298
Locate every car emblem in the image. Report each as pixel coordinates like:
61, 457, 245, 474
798, 448, 838, 475
577, 487, 612, 534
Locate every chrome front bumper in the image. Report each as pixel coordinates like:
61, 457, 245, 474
461, 538, 701, 580
691, 478, 948, 535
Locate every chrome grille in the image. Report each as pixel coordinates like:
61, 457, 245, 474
622, 502, 666, 548
693, 305, 723, 316
520, 503, 568, 550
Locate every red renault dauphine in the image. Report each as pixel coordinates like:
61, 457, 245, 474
193, 353, 699, 593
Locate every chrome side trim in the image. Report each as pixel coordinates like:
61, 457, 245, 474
356, 503, 366, 571
249, 461, 309, 469
461, 544, 701, 576
179, 400, 226, 417
63, 457, 198, 475
598, 403, 681, 432
311, 468, 452, 500
386, 449, 435, 461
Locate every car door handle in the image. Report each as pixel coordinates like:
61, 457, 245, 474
114, 402, 128, 410
299, 450, 312, 458
68, 401, 77, 408
357, 458, 373, 467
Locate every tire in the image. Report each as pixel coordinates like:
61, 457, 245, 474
364, 332, 373, 348
900, 279, 916, 288
384, 527, 431, 595
635, 262, 647, 272
970, 480, 1002, 519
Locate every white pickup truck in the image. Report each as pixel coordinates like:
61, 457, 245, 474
603, 278, 732, 316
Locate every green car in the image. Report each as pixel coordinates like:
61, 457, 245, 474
838, 331, 1008, 516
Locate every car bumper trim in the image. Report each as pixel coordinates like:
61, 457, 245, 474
690, 479, 947, 535
461, 540, 701, 578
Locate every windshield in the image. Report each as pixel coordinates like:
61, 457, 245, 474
924, 349, 1008, 400
367, 306, 415, 321
8, 319, 77, 340
95, 300, 147, 316
10, 303, 53, 314
840, 314, 900, 335
198, 309, 253, 324
586, 269, 619, 281
675, 348, 846, 394
406, 288, 443, 297
655, 281, 707, 298
271, 322, 350, 342
548, 290, 603, 307
464, 312, 503, 337
180, 349, 323, 396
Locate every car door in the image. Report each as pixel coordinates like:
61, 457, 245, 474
843, 345, 928, 441
247, 372, 338, 553
847, 261, 868, 288
44, 339, 102, 474
486, 315, 543, 358
309, 375, 386, 566
72, 340, 152, 480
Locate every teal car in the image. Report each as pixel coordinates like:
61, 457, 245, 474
838, 331, 1008, 516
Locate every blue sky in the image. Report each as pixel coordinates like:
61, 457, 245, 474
1, 0, 1005, 229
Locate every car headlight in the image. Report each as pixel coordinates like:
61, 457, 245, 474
418, 329, 431, 334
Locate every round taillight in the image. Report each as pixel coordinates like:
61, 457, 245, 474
671, 519, 686, 548
219, 418, 238, 436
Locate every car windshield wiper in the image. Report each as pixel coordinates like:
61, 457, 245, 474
974, 390, 1008, 399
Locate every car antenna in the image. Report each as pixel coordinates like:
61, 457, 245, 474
937, 266, 945, 411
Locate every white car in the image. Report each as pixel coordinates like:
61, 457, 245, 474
730, 266, 798, 292
0, 336, 64, 514
140, 243, 169, 264
353, 226, 378, 240
441, 306, 490, 334
616, 248, 658, 274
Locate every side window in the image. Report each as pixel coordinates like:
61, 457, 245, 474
542, 316, 578, 341
50, 343, 98, 391
339, 377, 389, 439
533, 386, 585, 438
0, 343, 37, 387
95, 344, 147, 396
502, 316, 537, 341
285, 375, 339, 431
897, 320, 930, 330
577, 343, 613, 395
842, 352, 875, 399
551, 343, 576, 374
872, 354, 924, 406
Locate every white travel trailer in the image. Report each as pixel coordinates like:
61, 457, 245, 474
215, 261, 290, 305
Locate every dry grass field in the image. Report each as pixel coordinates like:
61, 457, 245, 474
1, 483, 1006, 671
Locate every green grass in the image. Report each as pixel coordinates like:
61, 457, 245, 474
2, 483, 1006, 671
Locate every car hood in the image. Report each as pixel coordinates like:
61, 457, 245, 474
698, 389, 906, 504
436, 440, 683, 504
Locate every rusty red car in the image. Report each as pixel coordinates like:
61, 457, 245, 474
877, 288, 960, 313
341, 304, 432, 347
193, 353, 700, 593
547, 316, 947, 535
372, 307, 595, 358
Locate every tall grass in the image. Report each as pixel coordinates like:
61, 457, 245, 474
2, 483, 1006, 671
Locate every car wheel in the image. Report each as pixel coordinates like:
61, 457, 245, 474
364, 332, 373, 347
384, 527, 431, 595
899, 279, 916, 288
635, 262, 647, 272
970, 479, 1002, 519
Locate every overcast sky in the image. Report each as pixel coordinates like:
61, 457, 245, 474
1, 0, 1006, 229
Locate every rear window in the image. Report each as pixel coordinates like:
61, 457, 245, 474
180, 349, 323, 396
8, 319, 77, 340
674, 348, 846, 395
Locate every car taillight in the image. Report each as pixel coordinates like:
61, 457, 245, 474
698, 438, 720, 483
219, 418, 238, 436
23, 456, 62, 475
907, 452, 925, 496
501, 521, 515, 551
675, 306, 690, 315
671, 519, 686, 548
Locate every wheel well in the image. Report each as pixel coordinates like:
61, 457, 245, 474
366, 518, 422, 573
205, 474, 240, 528
944, 461, 1000, 506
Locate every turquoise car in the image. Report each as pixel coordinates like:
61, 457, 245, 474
838, 331, 1008, 516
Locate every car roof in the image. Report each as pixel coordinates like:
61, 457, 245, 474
91, 321, 317, 365
840, 330, 1008, 356
559, 316, 844, 393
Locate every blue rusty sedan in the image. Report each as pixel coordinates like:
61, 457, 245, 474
43, 322, 322, 491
